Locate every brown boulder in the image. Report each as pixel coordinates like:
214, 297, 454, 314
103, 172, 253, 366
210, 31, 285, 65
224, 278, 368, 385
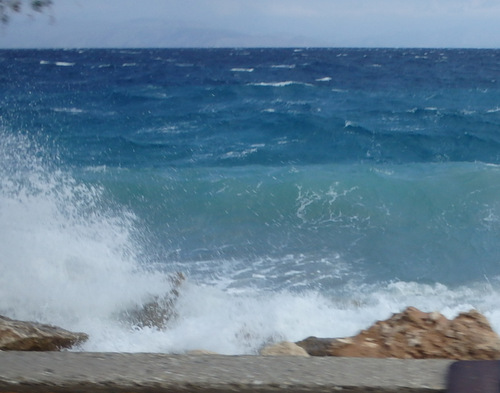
296, 307, 500, 360
0, 315, 88, 351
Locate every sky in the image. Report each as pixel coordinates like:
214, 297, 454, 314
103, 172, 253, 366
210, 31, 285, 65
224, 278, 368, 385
1, 0, 500, 48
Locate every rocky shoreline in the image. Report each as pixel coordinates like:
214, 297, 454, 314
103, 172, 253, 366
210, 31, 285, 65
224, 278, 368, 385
2, 306, 500, 360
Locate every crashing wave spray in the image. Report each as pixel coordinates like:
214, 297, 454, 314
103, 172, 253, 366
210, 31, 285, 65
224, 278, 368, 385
0, 130, 379, 353
0, 129, 179, 350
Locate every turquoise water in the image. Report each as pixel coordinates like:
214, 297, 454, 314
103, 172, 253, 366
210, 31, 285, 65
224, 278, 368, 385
1, 48, 500, 353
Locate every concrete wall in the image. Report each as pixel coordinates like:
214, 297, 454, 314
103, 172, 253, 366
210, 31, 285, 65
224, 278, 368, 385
0, 352, 453, 392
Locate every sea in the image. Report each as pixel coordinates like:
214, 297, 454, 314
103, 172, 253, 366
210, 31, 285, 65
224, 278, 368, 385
2, 48, 500, 354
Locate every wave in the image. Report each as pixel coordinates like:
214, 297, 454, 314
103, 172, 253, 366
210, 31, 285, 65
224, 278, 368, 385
231, 68, 254, 72
2, 129, 500, 354
79, 278, 500, 353
40, 60, 75, 67
249, 81, 313, 87
0, 129, 179, 351
102, 161, 500, 287
220, 148, 259, 160
53, 107, 85, 114
56, 62, 75, 67
270, 64, 296, 69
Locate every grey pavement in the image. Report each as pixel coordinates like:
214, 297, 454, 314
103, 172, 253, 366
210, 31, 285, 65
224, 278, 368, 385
0, 352, 453, 392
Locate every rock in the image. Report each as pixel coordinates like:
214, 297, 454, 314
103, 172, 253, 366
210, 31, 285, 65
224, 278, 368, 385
260, 341, 310, 357
0, 315, 88, 351
296, 307, 500, 360
122, 272, 185, 330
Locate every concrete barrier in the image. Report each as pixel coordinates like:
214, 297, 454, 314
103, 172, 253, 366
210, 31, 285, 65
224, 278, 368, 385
0, 352, 453, 392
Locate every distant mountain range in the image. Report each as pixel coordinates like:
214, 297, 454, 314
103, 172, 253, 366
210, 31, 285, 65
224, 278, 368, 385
95, 18, 324, 48
0, 16, 325, 48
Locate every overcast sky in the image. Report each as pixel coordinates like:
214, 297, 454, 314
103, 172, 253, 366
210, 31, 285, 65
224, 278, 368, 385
1, 0, 500, 48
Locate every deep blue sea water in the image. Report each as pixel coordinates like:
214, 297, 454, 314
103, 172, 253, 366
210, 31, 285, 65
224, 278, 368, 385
2, 48, 500, 353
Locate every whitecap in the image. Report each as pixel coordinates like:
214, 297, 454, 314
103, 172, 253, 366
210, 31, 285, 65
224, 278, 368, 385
138, 125, 184, 135
221, 148, 258, 159
55, 62, 75, 67
84, 165, 108, 173
270, 64, 295, 69
53, 107, 85, 114
250, 81, 312, 87
316, 77, 332, 82
231, 68, 254, 72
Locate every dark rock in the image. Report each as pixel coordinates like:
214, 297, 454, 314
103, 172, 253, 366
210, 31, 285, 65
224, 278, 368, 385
121, 272, 185, 330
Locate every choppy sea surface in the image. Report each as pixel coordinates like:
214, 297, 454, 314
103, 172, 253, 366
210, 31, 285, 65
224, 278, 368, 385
2, 48, 500, 353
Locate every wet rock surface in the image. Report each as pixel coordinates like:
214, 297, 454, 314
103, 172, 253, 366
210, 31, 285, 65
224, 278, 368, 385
0, 315, 88, 351
120, 272, 185, 330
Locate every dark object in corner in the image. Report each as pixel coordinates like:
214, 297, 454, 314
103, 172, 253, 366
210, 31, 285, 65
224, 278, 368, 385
447, 360, 500, 393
